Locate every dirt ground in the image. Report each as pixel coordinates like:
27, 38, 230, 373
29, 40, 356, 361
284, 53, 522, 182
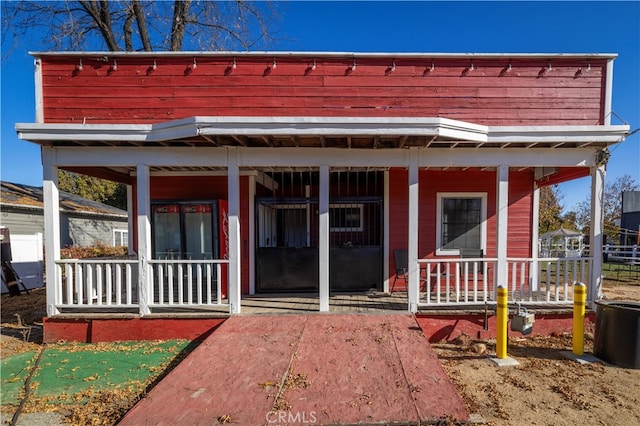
1, 279, 639, 425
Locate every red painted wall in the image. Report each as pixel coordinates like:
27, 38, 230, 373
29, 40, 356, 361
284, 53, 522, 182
43, 317, 226, 343
39, 55, 606, 126
389, 168, 534, 288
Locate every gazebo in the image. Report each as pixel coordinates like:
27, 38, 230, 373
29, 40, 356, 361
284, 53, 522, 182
539, 228, 584, 258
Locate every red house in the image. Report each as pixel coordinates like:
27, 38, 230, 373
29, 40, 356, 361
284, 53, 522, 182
16, 52, 629, 335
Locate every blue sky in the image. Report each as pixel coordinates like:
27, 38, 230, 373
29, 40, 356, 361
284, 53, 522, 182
2, 1, 639, 212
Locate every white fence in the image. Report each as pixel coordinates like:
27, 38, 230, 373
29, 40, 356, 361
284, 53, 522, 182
4, 233, 44, 291
603, 244, 638, 262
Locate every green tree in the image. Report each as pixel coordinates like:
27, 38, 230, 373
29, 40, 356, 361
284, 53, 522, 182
570, 174, 640, 243
538, 185, 565, 235
58, 170, 127, 210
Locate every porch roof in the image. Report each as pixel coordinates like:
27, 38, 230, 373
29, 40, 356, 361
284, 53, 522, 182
16, 116, 629, 150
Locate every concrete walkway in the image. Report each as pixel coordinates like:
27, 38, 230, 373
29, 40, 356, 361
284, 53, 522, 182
120, 314, 468, 425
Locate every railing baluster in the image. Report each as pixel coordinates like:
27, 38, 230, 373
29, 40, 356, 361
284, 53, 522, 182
545, 261, 551, 302
187, 263, 193, 305
463, 262, 468, 302
105, 264, 112, 305
521, 261, 526, 301
126, 263, 132, 305
65, 263, 73, 305
76, 263, 83, 305
178, 263, 184, 305
206, 263, 212, 305
168, 264, 174, 305
197, 264, 203, 305
455, 262, 461, 303
96, 264, 103, 305
157, 264, 164, 304
435, 263, 441, 303
86, 264, 94, 305
216, 263, 222, 304
482, 262, 488, 302
115, 264, 122, 305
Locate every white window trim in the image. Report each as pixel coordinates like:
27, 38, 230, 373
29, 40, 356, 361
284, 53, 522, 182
329, 203, 364, 232
113, 229, 129, 247
435, 192, 487, 256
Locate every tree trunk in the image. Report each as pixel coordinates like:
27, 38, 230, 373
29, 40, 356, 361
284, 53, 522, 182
124, 5, 134, 51
170, 0, 191, 51
132, 0, 152, 51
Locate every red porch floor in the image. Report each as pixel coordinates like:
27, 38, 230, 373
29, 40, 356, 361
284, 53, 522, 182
119, 314, 468, 425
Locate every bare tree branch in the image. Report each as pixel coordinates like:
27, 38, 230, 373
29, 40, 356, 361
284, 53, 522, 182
2, 0, 283, 56
78, 0, 120, 51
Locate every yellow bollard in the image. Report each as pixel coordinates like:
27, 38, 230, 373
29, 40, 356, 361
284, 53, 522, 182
496, 285, 508, 359
573, 282, 587, 356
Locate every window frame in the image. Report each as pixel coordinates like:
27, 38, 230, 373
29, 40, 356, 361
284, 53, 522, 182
112, 229, 129, 247
435, 192, 487, 256
329, 203, 364, 232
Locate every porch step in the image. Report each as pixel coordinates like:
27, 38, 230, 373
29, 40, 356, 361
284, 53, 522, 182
119, 314, 468, 425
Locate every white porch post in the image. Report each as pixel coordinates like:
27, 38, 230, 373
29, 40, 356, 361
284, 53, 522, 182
136, 165, 152, 316
319, 165, 330, 312
496, 165, 510, 292
530, 182, 540, 292
228, 148, 241, 314
42, 148, 60, 317
248, 175, 256, 295
589, 164, 605, 302
383, 170, 390, 293
408, 149, 419, 313
126, 185, 135, 256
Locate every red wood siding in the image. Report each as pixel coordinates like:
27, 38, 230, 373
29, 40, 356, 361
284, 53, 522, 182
39, 55, 606, 126
388, 168, 534, 284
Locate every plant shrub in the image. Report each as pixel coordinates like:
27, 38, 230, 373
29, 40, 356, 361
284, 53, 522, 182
61, 244, 129, 259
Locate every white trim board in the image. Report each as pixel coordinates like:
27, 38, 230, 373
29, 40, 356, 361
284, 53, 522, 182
43, 146, 606, 169
17, 117, 629, 146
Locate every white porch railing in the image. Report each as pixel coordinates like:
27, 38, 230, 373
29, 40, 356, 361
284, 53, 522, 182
417, 257, 592, 307
508, 257, 591, 303
148, 259, 229, 307
54, 258, 229, 312
418, 258, 496, 305
56, 259, 139, 308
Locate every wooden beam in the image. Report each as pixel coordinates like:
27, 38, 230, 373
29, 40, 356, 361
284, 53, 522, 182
201, 135, 218, 146
398, 135, 409, 148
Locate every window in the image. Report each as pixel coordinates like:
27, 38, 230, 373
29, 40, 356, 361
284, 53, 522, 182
113, 229, 128, 247
436, 193, 486, 255
330, 204, 363, 232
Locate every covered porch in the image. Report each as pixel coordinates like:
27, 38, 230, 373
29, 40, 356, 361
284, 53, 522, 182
17, 116, 626, 316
